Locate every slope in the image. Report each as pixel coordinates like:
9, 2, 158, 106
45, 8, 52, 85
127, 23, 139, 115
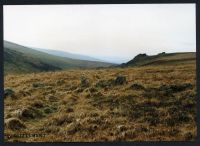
121, 52, 196, 67
4, 41, 114, 75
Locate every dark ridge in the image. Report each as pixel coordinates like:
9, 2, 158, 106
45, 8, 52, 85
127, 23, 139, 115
120, 52, 196, 67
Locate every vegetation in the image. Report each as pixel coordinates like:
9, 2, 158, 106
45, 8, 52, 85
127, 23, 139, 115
4, 53, 196, 141
121, 52, 195, 67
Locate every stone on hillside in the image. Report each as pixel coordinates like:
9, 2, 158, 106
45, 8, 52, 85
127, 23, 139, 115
5, 118, 26, 130
13, 107, 43, 120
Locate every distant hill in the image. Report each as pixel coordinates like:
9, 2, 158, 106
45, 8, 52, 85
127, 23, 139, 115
4, 41, 114, 75
121, 52, 196, 67
33, 48, 104, 62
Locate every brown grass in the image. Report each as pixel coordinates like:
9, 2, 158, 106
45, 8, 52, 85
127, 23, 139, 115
4, 62, 197, 142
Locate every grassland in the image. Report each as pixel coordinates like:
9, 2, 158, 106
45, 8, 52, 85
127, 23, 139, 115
4, 41, 114, 75
4, 59, 196, 142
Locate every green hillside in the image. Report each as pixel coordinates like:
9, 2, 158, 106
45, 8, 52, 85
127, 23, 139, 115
121, 52, 196, 67
4, 41, 114, 75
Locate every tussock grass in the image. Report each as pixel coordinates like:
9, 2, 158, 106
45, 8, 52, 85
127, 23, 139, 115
4, 62, 196, 142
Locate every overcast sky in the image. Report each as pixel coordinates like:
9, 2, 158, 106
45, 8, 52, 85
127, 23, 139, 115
3, 4, 196, 63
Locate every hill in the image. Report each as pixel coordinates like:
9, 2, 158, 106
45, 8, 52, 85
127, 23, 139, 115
121, 52, 196, 67
33, 48, 104, 62
4, 41, 114, 75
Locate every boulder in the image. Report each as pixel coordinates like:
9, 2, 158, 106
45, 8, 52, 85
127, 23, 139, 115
12, 107, 43, 120
5, 118, 26, 130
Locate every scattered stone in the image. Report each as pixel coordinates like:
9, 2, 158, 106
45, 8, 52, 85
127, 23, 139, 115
13, 107, 43, 120
5, 118, 26, 130
115, 75, 127, 85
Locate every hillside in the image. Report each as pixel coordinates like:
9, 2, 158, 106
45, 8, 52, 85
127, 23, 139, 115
121, 52, 196, 67
33, 48, 103, 62
4, 41, 114, 75
4, 61, 196, 142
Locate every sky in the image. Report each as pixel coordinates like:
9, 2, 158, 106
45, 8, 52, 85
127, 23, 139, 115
3, 4, 196, 63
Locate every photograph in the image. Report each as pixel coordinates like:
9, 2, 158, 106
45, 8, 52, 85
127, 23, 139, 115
3, 4, 197, 142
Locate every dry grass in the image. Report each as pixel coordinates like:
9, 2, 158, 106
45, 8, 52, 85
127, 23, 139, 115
4, 62, 197, 142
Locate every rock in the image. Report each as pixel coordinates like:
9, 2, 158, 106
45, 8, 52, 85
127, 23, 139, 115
13, 107, 43, 120
130, 83, 145, 90
115, 75, 126, 85
5, 118, 26, 130
4, 88, 15, 98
